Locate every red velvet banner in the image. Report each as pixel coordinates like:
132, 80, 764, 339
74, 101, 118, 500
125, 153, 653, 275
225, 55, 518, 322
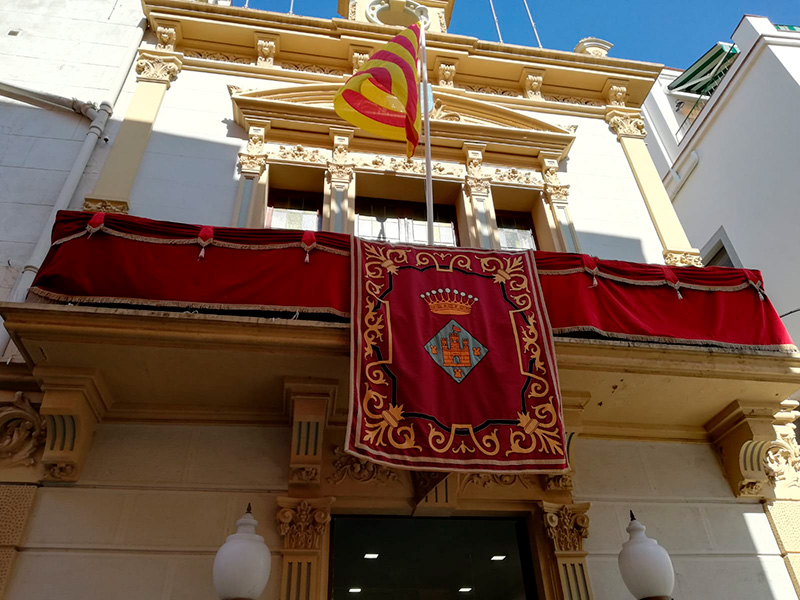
30, 212, 796, 352
347, 240, 568, 473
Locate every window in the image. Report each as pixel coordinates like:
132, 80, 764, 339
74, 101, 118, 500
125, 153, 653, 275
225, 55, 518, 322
330, 516, 538, 599
355, 197, 457, 246
267, 188, 322, 231
496, 210, 537, 251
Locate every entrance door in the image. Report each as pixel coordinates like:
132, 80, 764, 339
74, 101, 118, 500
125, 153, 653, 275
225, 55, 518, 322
330, 516, 538, 599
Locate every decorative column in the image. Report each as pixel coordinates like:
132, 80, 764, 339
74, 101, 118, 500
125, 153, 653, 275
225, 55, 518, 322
542, 502, 594, 600
461, 144, 498, 249
605, 109, 702, 266
0, 484, 36, 598
324, 130, 355, 234
276, 497, 333, 600
84, 44, 183, 213
235, 127, 268, 228
541, 158, 580, 253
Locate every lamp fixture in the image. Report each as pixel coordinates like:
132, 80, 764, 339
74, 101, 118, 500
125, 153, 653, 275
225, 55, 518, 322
618, 511, 675, 600
364, 553, 379, 559
349, 588, 362, 593
213, 504, 271, 600
490, 555, 506, 561
458, 588, 472, 593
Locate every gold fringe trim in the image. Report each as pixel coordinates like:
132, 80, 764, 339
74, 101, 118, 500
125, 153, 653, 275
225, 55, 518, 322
551, 324, 798, 353
28, 287, 350, 318
52, 227, 350, 256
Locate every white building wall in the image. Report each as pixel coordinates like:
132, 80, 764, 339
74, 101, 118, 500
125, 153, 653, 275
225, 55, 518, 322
574, 437, 798, 600
668, 38, 800, 341
0, 0, 144, 299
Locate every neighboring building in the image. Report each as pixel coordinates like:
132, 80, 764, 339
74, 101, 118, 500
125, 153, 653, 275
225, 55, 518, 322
643, 14, 800, 342
0, 4, 799, 600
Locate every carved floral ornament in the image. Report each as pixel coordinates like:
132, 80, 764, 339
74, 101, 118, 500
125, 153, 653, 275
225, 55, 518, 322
327, 445, 399, 485
135, 52, 182, 86
605, 110, 647, 139
155, 26, 177, 52
663, 251, 703, 268
766, 429, 800, 490
276, 499, 332, 550
0, 392, 46, 468
543, 502, 590, 553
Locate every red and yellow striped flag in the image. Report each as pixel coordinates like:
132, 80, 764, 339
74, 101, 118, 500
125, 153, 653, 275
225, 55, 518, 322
334, 24, 421, 157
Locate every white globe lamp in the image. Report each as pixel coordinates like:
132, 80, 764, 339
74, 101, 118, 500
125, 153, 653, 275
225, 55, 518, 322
618, 511, 674, 600
213, 504, 271, 600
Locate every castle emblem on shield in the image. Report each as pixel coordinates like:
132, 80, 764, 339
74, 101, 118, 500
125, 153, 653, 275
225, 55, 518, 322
424, 319, 488, 383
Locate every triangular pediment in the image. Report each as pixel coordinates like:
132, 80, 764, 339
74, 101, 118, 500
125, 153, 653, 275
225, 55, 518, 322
229, 83, 572, 135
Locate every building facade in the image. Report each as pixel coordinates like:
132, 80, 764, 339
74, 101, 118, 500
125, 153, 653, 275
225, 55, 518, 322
1, 3, 800, 600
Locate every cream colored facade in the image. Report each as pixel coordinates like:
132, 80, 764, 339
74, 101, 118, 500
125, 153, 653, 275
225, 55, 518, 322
1, 2, 800, 600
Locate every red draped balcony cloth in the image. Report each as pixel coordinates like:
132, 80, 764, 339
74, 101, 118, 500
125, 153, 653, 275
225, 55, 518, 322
28, 211, 796, 353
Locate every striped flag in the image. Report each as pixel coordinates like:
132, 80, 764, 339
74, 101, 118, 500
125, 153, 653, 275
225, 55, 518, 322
334, 24, 421, 157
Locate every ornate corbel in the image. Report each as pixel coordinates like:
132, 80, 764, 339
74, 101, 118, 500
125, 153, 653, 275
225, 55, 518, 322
135, 50, 182, 88
350, 47, 370, 74
605, 80, 628, 107
238, 126, 268, 177
435, 58, 457, 87
605, 109, 646, 140
151, 19, 181, 52
541, 158, 570, 203
285, 379, 335, 493
254, 32, 278, 67
33, 368, 113, 482
521, 68, 545, 100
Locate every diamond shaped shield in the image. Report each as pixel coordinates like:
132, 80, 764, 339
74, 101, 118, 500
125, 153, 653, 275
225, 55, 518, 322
424, 319, 488, 383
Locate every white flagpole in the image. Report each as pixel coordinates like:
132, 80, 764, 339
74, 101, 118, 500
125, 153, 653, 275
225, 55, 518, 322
419, 23, 435, 246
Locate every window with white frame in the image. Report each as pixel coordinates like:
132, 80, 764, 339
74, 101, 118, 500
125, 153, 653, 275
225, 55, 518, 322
355, 197, 457, 246
496, 210, 537, 251
267, 188, 322, 231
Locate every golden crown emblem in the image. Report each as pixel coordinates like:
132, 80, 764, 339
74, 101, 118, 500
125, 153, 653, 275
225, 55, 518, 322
420, 288, 478, 316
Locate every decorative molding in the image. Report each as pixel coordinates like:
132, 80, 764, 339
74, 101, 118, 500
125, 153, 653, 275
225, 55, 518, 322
544, 94, 604, 107
326, 163, 354, 182
270, 144, 326, 164
545, 473, 574, 491
352, 51, 369, 74
438, 63, 456, 87
542, 502, 591, 553
523, 73, 543, 100
276, 498, 332, 550
135, 51, 182, 86
348, 0, 357, 20
438, 11, 447, 33
605, 110, 647, 139
461, 473, 537, 490
388, 157, 425, 174
491, 167, 542, 186
431, 162, 461, 177
0, 393, 45, 468
82, 198, 129, 214
607, 84, 627, 107
281, 62, 345, 76
663, 250, 703, 267
465, 176, 491, 196
430, 98, 461, 122
574, 37, 613, 57
327, 446, 399, 485
463, 84, 520, 97
155, 26, 177, 52
184, 49, 251, 64
289, 466, 320, 484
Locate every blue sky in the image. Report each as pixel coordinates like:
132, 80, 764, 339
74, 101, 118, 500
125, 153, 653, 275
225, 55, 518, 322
247, 0, 800, 69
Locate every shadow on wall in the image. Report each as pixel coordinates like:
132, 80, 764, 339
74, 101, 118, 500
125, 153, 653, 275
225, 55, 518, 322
573, 232, 647, 264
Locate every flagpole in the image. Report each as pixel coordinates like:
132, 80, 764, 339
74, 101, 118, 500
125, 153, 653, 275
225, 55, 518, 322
419, 23, 435, 246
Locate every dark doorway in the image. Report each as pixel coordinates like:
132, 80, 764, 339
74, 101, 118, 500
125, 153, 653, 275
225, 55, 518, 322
330, 516, 538, 600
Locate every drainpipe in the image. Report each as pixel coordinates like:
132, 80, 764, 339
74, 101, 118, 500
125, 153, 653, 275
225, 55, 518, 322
0, 18, 147, 356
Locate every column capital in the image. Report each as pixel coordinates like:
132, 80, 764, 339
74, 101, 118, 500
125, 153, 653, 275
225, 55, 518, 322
605, 109, 646, 140
237, 126, 267, 177
135, 49, 182, 88
541, 501, 591, 553
276, 497, 334, 550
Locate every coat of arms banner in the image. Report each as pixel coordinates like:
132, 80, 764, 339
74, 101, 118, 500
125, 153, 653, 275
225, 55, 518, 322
348, 240, 568, 473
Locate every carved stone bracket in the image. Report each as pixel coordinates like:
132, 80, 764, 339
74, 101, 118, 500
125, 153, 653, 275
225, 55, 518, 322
663, 249, 704, 267
435, 59, 457, 87
605, 109, 646, 140
276, 497, 333, 550
286, 380, 334, 493
33, 368, 113, 482
542, 501, 591, 553
155, 26, 176, 52
238, 126, 267, 177
327, 446, 399, 485
135, 50, 182, 88
522, 69, 544, 100
351, 49, 370, 74
255, 32, 278, 67
0, 393, 45, 469
541, 158, 570, 204
606, 82, 628, 107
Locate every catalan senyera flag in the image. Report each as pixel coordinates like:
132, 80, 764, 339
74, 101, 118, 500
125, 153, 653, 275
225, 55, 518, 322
334, 24, 421, 157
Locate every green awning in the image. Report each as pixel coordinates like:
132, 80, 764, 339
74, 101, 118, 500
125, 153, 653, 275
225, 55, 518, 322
668, 42, 739, 95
